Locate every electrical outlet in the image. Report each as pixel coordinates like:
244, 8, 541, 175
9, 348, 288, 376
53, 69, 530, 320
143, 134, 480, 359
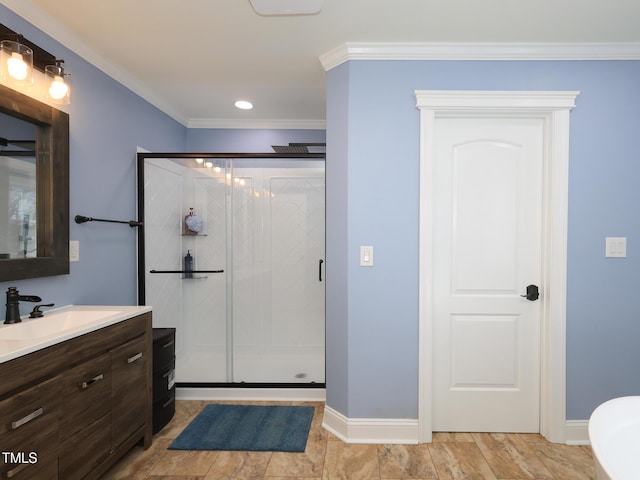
69, 240, 79, 262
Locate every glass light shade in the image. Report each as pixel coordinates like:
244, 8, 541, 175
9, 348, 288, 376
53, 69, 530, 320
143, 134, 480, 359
45, 64, 70, 104
0, 40, 34, 85
249, 0, 322, 15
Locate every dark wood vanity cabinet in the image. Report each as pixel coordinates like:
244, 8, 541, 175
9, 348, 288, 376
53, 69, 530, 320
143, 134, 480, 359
0, 312, 152, 480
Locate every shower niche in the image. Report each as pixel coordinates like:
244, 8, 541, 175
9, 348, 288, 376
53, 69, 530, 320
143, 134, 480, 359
137, 154, 325, 386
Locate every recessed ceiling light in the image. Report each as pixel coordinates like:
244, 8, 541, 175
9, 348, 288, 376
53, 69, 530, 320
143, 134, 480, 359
235, 100, 253, 110
249, 0, 323, 15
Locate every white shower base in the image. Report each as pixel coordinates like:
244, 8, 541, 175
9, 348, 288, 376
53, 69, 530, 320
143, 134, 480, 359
176, 350, 325, 384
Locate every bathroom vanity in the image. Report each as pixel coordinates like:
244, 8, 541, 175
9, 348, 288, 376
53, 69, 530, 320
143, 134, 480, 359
0, 305, 152, 480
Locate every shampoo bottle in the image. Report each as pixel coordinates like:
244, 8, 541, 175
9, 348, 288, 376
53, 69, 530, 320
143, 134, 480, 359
184, 250, 193, 278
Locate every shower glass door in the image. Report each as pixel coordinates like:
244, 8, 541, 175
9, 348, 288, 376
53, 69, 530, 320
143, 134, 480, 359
231, 160, 325, 383
140, 155, 325, 385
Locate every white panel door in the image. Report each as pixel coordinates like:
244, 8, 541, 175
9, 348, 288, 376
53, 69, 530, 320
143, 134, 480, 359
432, 116, 544, 432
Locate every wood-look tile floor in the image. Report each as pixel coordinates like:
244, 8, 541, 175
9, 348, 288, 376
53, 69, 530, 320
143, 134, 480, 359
102, 400, 596, 479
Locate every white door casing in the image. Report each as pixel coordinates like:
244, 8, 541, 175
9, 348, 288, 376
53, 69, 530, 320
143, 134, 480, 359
432, 116, 543, 432
416, 91, 578, 443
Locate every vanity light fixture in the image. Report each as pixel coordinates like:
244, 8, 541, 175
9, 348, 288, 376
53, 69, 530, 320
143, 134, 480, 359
249, 0, 323, 15
235, 100, 253, 110
0, 24, 71, 104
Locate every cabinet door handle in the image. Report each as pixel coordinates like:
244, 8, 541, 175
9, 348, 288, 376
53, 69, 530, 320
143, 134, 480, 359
6, 462, 29, 478
127, 352, 143, 364
80, 373, 104, 389
11, 407, 43, 429
161, 340, 174, 349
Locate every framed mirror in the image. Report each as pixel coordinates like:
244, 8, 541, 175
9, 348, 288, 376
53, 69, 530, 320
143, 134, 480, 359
0, 83, 69, 281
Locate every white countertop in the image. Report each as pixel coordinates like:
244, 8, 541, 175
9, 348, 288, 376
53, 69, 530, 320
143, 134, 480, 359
0, 305, 152, 364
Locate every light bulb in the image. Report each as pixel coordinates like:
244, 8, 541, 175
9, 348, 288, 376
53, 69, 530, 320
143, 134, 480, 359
7, 52, 28, 81
195, 158, 204, 164
48, 75, 69, 100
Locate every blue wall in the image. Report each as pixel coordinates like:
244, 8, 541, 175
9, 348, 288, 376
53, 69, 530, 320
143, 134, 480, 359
187, 128, 325, 152
325, 59, 640, 421
0, 6, 187, 309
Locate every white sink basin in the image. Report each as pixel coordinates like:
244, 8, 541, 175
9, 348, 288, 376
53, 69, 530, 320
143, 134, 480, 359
0, 309, 123, 340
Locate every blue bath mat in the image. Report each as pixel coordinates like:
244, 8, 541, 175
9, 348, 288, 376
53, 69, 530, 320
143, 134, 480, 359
168, 404, 314, 452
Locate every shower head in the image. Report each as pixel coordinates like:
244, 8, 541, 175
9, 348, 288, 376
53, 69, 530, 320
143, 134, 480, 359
271, 143, 326, 154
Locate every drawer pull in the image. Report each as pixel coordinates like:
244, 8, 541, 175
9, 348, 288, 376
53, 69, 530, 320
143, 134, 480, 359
6, 462, 29, 478
11, 407, 43, 429
127, 352, 143, 364
80, 373, 104, 389
161, 397, 174, 408
161, 340, 174, 349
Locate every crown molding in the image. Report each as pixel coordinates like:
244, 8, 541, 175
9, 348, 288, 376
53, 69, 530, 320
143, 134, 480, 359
2, 0, 190, 126
320, 42, 640, 71
187, 118, 326, 130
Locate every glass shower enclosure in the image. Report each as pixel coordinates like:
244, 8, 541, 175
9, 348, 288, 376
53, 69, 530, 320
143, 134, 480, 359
137, 153, 325, 386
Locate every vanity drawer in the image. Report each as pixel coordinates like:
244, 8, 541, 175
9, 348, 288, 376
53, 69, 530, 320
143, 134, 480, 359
0, 375, 62, 441
0, 376, 61, 480
59, 413, 110, 480
0, 427, 59, 480
60, 353, 111, 439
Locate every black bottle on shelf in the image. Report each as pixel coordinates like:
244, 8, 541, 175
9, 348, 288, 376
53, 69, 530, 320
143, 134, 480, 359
184, 250, 193, 278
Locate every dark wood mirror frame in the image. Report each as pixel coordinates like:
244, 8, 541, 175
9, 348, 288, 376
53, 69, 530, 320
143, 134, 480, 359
0, 83, 69, 281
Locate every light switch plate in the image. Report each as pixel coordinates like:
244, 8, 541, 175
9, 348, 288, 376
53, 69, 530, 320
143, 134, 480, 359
605, 237, 626, 258
69, 240, 79, 262
360, 246, 374, 266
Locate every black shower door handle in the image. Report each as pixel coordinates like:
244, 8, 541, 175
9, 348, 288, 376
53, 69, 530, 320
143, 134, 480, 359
319, 259, 324, 282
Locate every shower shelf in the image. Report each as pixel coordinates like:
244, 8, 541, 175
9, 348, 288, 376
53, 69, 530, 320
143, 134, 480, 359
149, 269, 224, 274
181, 233, 208, 236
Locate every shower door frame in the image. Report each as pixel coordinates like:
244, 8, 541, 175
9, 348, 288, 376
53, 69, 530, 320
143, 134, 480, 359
136, 152, 326, 389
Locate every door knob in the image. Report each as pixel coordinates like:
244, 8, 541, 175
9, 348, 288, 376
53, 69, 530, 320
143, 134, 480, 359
521, 284, 539, 301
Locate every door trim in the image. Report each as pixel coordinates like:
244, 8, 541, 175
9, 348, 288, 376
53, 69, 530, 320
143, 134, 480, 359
415, 90, 579, 443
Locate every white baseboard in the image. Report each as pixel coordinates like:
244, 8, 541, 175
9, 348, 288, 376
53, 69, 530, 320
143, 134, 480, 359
176, 387, 326, 402
322, 406, 420, 444
322, 407, 589, 446
565, 420, 590, 445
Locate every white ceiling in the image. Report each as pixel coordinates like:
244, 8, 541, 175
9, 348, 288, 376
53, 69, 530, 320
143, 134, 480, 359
4, 0, 640, 128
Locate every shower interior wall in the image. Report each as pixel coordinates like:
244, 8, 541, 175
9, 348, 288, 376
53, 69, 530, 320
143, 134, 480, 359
141, 155, 325, 385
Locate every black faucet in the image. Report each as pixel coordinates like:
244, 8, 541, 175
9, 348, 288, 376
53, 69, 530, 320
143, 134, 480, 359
4, 287, 42, 324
